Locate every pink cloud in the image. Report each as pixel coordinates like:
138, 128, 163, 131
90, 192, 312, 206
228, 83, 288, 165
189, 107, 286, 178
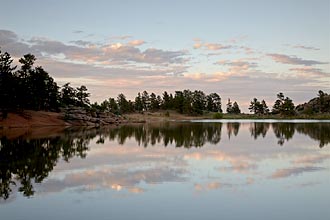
289, 66, 329, 76
270, 166, 325, 179
267, 53, 328, 66
128, 39, 145, 46
293, 155, 330, 165
193, 39, 232, 51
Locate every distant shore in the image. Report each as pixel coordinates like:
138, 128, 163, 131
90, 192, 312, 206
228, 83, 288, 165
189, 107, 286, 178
124, 110, 330, 122
1, 110, 330, 129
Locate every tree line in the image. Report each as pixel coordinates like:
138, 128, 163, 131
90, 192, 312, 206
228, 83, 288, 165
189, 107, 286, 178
0, 51, 91, 117
96, 90, 223, 115
0, 50, 329, 117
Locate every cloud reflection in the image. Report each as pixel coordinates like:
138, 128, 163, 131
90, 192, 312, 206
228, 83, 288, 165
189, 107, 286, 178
1, 122, 329, 201
40, 167, 187, 195
270, 166, 325, 179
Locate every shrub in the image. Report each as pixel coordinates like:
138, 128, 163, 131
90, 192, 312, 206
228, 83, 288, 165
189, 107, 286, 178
213, 112, 223, 119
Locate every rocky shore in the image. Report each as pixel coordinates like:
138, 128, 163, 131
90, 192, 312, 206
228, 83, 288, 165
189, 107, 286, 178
0, 107, 145, 128
62, 107, 125, 126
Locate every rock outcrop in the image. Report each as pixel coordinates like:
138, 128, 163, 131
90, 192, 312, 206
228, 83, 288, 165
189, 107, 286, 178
61, 107, 127, 126
296, 92, 330, 114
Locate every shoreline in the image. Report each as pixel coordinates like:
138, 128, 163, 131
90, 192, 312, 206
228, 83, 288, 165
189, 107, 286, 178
1, 110, 330, 129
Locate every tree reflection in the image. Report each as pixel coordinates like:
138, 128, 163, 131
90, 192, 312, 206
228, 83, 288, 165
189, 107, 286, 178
0, 131, 91, 200
227, 123, 240, 139
249, 122, 270, 139
272, 123, 295, 145
0, 121, 329, 200
295, 123, 330, 148
106, 122, 223, 148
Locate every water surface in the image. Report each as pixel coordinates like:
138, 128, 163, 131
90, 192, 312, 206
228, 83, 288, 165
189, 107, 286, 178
0, 120, 329, 220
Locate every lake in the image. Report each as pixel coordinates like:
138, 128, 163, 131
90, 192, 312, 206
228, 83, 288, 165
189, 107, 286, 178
0, 120, 329, 220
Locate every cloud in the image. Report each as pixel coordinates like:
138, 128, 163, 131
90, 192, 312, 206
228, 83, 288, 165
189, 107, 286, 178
0, 29, 188, 67
240, 46, 255, 54
194, 182, 233, 192
270, 166, 325, 179
292, 45, 320, 51
227, 35, 248, 43
289, 67, 329, 76
110, 35, 132, 40
293, 155, 330, 165
29, 37, 91, 57
0, 30, 32, 56
0, 29, 18, 44
193, 39, 232, 51
73, 30, 84, 34
128, 40, 145, 46
287, 182, 320, 188
267, 53, 328, 66
246, 177, 254, 185
184, 151, 257, 174
183, 72, 228, 82
216, 59, 258, 72
1, 29, 329, 109
40, 166, 187, 195
219, 163, 257, 173
69, 40, 94, 46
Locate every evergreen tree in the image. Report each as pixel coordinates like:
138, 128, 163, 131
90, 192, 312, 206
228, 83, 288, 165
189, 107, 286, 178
192, 90, 206, 115
117, 93, 130, 113
150, 92, 160, 110
162, 91, 171, 109
282, 97, 295, 115
249, 98, 261, 114
226, 99, 233, 113
134, 92, 143, 112
174, 91, 184, 113
16, 54, 36, 109
141, 91, 150, 111
60, 83, 77, 106
109, 98, 119, 114
261, 100, 269, 115
182, 90, 193, 114
232, 102, 241, 114
206, 93, 222, 112
272, 92, 285, 114
29, 66, 59, 110
76, 85, 90, 107
0, 50, 17, 116
272, 92, 295, 115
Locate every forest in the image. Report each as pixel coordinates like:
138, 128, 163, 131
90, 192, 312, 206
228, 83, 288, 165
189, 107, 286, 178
0, 50, 329, 118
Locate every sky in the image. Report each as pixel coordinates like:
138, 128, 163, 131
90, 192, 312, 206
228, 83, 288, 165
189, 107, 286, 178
0, 0, 329, 111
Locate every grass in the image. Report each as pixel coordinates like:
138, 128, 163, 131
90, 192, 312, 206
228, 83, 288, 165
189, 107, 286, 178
220, 113, 330, 120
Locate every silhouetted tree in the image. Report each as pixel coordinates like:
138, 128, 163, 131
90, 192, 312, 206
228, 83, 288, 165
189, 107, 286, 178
162, 91, 171, 109
0, 50, 17, 117
206, 93, 222, 112
249, 98, 269, 115
150, 92, 160, 110
141, 91, 150, 111
174, 91, 184, 114
272, 92, 295, 115
192, 90, 206, 115
134, 92, 143, 112
232, 102, 241, 114
227, 99, 240, 114
226, 99, 233, 113
76, 85, 90, 107
249, 98, 261, 114
117, 93, 130, 113
60, 83, 77, 106
261, 100, 269, 114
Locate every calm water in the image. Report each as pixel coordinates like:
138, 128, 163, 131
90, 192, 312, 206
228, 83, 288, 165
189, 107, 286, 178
0, 120, 329, 220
